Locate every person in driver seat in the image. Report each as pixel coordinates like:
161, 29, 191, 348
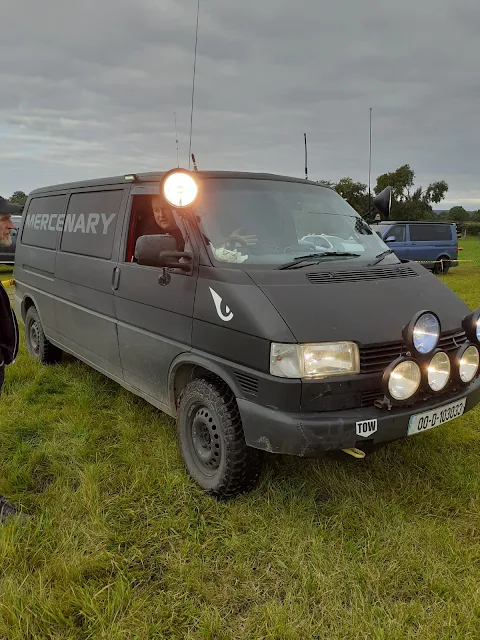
151, 196, 186, 252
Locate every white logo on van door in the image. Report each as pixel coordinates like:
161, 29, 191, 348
355, 419, 378, 438
24, 213, 116, 235
209, 287, 234, 322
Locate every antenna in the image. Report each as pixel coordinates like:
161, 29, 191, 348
188, 0, 200, 170
174, 111, 179, 167
368, 107, 372, 214
191, 153, 198, 171
304, 133, 308, 180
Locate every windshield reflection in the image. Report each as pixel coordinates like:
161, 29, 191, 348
195, 179, 394, 268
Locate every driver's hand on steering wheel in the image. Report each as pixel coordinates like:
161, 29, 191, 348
231, 228, 258, 245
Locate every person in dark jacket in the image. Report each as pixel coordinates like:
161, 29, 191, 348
0, 196, 22, 522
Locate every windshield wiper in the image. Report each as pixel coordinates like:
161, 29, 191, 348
278, 252, 361, 270
369, 249, 395, 266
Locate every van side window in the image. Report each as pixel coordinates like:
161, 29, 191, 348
21, 195, 67, 249
125, 195, 188, 263
387, 225, 406, 242
410, 224, 451, 242
60, 190, 123, 259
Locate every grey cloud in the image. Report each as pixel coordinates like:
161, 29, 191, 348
1, 0, 480, 208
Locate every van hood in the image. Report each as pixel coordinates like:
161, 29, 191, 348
247, 262, 471, 345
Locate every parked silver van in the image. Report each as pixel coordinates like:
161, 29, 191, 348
14, 170, 480, 498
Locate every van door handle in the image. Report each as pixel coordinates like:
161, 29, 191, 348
112, 267, 120, 290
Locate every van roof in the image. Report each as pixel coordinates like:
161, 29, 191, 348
374, 220, 454, 226
29, 171, 326, 195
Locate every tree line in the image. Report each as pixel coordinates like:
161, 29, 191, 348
326, 164, 480, 223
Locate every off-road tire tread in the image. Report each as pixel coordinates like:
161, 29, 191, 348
25, 307, 62, 365
178, 377, 262, 499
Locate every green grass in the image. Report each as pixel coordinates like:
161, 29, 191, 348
0, 265, 13, 279
1, 246, 480, 638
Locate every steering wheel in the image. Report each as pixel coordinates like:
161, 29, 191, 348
224, 236, 249, 252
283, 242, 317, 253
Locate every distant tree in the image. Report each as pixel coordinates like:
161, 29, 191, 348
374, 164, 448, 220
375, 164, 415, 202
9, 191, 27, 206
334, 177, 368, 214
471, 210, 480, 222
447, 206, 470, 222
317, 180, 336, 189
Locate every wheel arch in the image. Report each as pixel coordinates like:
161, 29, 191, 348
168, 353, 243, 414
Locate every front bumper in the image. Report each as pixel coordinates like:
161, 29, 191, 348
238, 378, 480, 457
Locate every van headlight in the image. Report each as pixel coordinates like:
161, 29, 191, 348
455, 344, 480, 384
427, 351, 451, 392
270, 342, 360, 379
403, 311, 440, 356
462, 308, 480, 345
383, 358, 422, 401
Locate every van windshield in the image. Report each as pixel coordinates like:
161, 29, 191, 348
195, 179, 394, 268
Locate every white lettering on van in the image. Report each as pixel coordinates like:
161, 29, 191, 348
23, 211, 117, 236
86, 213, 100, 234
48, 214, 58, 231
64, 214, 76, 232
101, 213, 115, 235
74, 215, 86, 233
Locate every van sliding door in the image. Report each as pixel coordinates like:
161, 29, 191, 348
53, 186, 130, 380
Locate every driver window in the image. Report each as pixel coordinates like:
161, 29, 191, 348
125, 194, 188, 263
388, 225, 406, 242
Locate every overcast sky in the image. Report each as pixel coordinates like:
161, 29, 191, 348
1, 0, 479, 208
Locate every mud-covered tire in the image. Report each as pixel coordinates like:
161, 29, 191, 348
25, 306, 62, 365
177, 378, 263, 499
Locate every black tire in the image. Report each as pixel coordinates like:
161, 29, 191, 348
25, 306, 62, 365
433, 256, 450, 275
177, 378, 263, 499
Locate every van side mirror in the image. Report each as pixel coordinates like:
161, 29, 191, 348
134, 234, 192, 271
385, 236, 396, 242
372, 187, 393, 220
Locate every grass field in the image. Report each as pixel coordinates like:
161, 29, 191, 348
1, 240, 480, 639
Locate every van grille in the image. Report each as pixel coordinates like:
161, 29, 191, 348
359, 329, 468, 374
361, 389, 383, 407
306, 265, 418, 284
235, 372, 259, 396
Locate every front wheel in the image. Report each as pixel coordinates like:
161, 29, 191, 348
25, 306, 62, 365
177, 378, 263, 499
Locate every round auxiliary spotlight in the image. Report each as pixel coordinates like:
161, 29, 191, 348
383, 357, 422, 402
403, 311, 440, 357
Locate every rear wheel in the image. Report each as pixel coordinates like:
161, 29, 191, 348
25, 306, 62, 365
433, 256, 450, 275
177, 378, 263, 499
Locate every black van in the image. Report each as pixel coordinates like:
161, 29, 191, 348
14, 170, 480, 497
